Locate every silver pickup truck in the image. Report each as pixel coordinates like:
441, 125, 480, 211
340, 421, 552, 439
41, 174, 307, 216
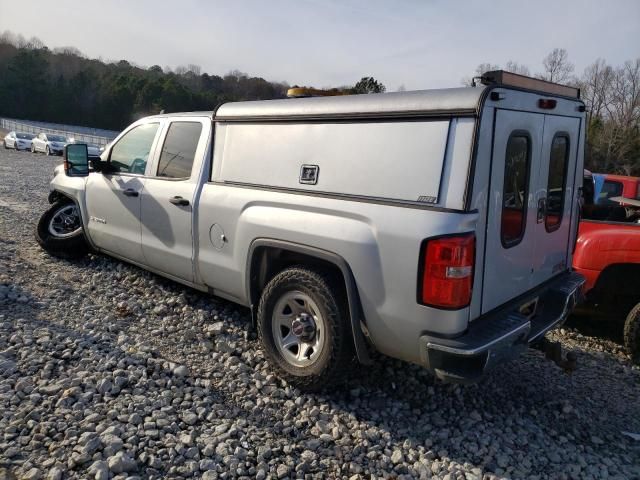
37, 71, 585, 390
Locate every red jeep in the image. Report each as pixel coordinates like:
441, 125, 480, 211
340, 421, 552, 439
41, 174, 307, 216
573, 170, 640, 360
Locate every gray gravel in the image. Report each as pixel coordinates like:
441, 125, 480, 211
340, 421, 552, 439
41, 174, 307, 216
0, 146, 639, 480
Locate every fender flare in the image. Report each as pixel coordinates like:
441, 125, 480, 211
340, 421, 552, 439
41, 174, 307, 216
246, 239, 372, 365
48, 190, 74, 204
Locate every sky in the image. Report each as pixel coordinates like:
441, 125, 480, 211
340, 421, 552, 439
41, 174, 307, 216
1, 0, 639, 91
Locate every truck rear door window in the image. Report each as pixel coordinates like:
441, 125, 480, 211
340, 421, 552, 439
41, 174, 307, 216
501, 133, 530, 247
545, 134, 569, 231
157, 122, 203, 179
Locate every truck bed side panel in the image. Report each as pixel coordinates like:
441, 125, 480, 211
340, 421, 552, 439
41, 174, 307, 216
196, 185, 478, 366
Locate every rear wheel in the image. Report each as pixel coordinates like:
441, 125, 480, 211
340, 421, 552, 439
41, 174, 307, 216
623, 303, 640, 363
45, 145, 51, 156
257, 266, 353, 391
31, 143, 35, 153
35, 200, 88, 259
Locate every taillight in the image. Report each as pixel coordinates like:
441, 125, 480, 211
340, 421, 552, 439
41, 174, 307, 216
418, 233, 475, 309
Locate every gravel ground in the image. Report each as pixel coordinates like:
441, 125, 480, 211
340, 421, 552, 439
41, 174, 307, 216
0, 146, 639, 480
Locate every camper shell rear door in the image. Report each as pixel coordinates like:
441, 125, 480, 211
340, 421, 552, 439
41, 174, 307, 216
479, 88, 584, 314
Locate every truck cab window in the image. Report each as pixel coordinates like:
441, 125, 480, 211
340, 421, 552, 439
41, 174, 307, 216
156, 122, 203, 179
109, 123, 159, 174
599, 180, 623, 204
545, 135, 569, 231
501, 134, 530, 247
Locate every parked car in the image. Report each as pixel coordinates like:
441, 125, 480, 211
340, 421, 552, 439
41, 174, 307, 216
573, 170, 640, 361
3, 131, 35, 150
31, 133, 70, 155
72, 142, 102, 159
36, 71, 586, 389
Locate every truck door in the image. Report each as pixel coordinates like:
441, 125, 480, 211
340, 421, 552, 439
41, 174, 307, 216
85, 122, 161, 263
482, 110, 544, 313
530, 115, 581, 288
140, 119, 210, 282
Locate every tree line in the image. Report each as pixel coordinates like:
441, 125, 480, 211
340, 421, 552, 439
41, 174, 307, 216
0, 32, 386, 132
0, 31, 637, 175
465, 48, 640, 176
0, 32, 291, 130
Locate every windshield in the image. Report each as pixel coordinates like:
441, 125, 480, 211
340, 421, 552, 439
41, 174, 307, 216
17, 133, 35, 139
49, 135, 67, 142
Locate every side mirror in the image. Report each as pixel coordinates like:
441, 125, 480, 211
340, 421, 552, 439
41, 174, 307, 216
64, 144, 89, 177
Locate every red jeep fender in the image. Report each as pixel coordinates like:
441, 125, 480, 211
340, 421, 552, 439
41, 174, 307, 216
573, 220, 640, 293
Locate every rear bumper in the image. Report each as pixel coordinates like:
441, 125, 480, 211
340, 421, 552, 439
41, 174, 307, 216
419, 271, 585, 383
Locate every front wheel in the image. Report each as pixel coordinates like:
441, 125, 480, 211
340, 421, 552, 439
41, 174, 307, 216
35, 200, 88, 259
624, 303, 640, 363
257, 266, 353, 391
45, 145, 51, 156
31, 143, 35, 153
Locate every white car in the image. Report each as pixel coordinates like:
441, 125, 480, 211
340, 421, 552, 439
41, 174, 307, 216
31, 133, 70, 156
85, 143, 102, 158
3, 131, 35, 150
68, 141, 102, 159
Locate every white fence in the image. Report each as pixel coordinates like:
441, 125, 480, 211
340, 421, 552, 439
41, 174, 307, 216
0, 117, 119, 147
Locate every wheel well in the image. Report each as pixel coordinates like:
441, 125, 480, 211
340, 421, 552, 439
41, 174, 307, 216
247, 242, 372, 365
48, 190, 74, 205
249, 246, 346, 309
592, 263, 640, 302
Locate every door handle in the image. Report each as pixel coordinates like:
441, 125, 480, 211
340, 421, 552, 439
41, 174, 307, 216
537, 197, 546, 223
122, 189, 139, 197
169, 196, 190, 206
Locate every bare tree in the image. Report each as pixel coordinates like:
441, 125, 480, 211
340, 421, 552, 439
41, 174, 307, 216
579, 59, 615, 122
225, 70, 248, 82
579, 57, 640, 174
505, 60, 530, 76
187, 64, 201, 75
14, 33, 27, 49
539, 48, 574, 83
0, 30, 16, 45
461, 62, 500, 86
26, 36, 45, 49
54, 46, 84, 57
610, 59, 640, 126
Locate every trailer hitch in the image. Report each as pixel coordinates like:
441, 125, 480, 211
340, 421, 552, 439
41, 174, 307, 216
535, 338, 577, 373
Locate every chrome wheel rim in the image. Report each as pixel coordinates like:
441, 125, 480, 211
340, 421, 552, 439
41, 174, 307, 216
48, 204, 82, 238
272, 291, 325, 367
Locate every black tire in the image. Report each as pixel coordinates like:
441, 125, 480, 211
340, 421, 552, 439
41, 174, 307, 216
45, 145, 51, 156
623, 303, 640, 363
31, 143, 35, 153
257, 266, 353, 391
35, 200, 88, 259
